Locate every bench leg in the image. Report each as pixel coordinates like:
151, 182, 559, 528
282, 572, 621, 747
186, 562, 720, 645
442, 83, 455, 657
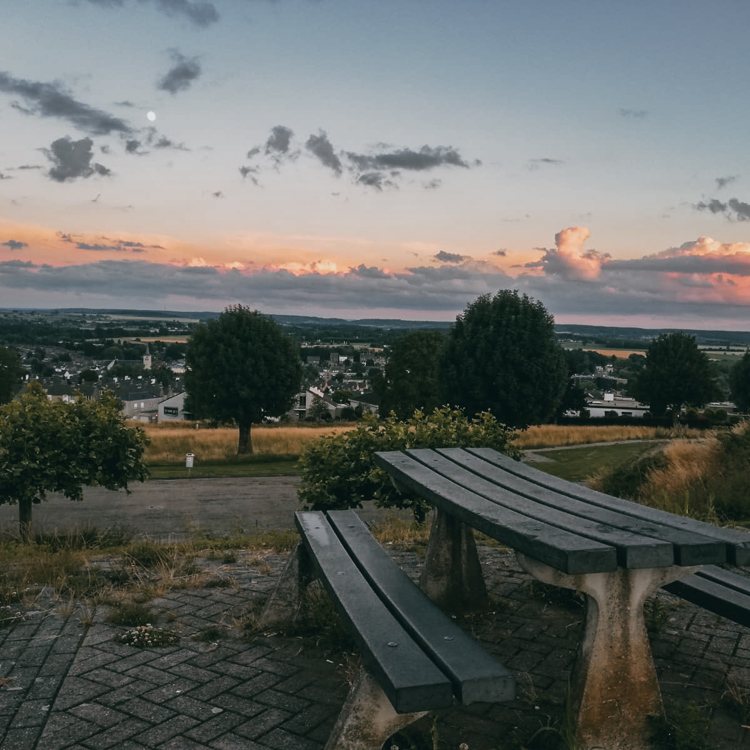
516, 553, 698, 750
258, 543, 313, 630
420, 508, 489, 614
325, 666, 428, 750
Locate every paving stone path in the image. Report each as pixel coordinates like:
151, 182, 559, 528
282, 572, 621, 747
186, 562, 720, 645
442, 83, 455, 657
3, 545, 750, 749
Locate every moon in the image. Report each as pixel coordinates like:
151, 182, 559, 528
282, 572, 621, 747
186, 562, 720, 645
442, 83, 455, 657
146, 111, 156, 122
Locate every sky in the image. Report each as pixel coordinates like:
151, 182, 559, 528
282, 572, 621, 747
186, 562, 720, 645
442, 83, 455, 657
3, 0, 750, 329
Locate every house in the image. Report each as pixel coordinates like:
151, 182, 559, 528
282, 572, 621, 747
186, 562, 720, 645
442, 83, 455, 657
586, 393, 649, 418
158, 392, 189, 421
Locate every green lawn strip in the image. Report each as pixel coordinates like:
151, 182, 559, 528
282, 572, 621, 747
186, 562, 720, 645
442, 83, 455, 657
526, 441, 659, 482
147, 455, 300, 479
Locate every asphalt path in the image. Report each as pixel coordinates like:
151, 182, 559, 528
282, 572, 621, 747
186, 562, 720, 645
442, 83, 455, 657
0, 476, 400, 540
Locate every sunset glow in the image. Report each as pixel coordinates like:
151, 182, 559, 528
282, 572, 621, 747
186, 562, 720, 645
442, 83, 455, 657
2, 2, 750, 329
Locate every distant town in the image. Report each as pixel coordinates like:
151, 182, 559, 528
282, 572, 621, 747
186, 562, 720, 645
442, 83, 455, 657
1, 308, 748, 425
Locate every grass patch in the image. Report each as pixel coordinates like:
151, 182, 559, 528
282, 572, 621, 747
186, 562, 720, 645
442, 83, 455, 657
527, 441, 661, 482
106, 602, 154, 626
517, 424, 702, 450
116, 624, 180, 648
192, 625, 226, 642
147, 456, 300, 479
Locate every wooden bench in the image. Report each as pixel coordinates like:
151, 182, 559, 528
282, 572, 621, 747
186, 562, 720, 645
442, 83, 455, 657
663, 565, 750, 626
374, 447, 750, 750
259, 509, 514, 750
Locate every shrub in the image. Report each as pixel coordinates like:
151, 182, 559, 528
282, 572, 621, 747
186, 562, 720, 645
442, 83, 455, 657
297, 407, 518, 521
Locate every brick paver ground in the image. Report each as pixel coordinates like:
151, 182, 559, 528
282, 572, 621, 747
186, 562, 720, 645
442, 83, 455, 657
3, 545, 750, 749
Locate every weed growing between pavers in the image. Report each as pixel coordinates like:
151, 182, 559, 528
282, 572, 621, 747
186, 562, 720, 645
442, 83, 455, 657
644, 597, 672, 633
115, 624, 180, 648
192, 625, 227, 642
721, 674, 750, 724
649, 700, 716, 750
106, 602, 154, 626
527, 580, 585, 610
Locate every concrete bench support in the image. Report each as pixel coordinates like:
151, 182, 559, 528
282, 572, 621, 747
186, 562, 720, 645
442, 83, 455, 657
325, 668, 428, 750
420, 508, 489, 614
517, 553, 698, 750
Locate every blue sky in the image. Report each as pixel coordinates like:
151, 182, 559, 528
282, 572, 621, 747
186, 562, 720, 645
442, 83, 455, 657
3, 0, 750, 328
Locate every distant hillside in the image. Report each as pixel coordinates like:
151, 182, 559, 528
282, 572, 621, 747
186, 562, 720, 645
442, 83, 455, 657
557, 324, 750, 348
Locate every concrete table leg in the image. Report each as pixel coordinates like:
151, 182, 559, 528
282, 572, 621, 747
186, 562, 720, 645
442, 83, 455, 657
420, 509, 489, 614
258, 543, 314, 630
325, 667, 428, 750
516, 553, 698, 750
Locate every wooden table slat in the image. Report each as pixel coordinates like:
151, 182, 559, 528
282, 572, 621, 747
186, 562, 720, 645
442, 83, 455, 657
468, 447, 750, 566
374, 452, 617, 575
432, 447, 726, 568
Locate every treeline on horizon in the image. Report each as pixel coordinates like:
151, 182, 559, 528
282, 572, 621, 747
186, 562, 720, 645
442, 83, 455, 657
2, 308, 750, 351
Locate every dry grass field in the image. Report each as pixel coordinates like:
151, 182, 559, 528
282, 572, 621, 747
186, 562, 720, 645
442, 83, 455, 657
141, 421, 701, 462
516, 423, 702, 449
142, 423, 352, 463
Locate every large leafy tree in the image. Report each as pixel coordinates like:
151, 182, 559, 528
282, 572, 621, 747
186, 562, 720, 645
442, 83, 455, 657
0, 382, 149, 537
632, 332, 718, 417
440, 290, 567, 428
185, 306, 302, 453
730, 351, 750, 413
0, 345, 24, 405
378, 330, 446, 419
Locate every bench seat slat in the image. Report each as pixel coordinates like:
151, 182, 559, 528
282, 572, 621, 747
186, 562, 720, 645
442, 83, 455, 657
468, 448, 750, 566
663, 571, 750, 627
374, 452, 617, 575
433, 448, 725, 568
406, 448, 676, 570
295, 512, 454, 713
695, 565, 750, 597
327, 510, 515, 706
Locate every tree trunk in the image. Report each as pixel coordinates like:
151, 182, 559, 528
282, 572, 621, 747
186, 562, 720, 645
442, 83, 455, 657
238, 421, 253, 455
19, 497, 33, 541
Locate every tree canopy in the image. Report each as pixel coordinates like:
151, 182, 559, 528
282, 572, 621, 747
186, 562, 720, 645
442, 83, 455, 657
0, 345, 24, 405
730, 351, 750, 413
185, 306, 302, 453
378, 330, 446, 420
0, 382, 149, 536
631, 332, 718, 416
440, 290, 567, 428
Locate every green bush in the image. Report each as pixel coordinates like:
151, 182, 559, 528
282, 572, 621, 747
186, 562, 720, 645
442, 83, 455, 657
298, 407, 519, 521
591, 448, 668, 500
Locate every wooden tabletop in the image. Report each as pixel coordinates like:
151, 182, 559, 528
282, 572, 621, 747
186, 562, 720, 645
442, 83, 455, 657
374, 447, 750, 575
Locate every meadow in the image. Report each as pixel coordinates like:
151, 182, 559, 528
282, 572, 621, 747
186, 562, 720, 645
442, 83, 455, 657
142, 421, 701, 467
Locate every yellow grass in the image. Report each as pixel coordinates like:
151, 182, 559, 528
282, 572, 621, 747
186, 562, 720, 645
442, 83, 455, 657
640, 438, 722, 507
141, 422, 706, 461
142, 424, 354, 462
515, 424, 703, 449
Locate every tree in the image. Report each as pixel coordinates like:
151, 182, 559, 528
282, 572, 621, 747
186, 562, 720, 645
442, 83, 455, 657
0, 382, 149, 537
378, 331, 445, 420
730, 351, 750, 413
185, 306, 302, 454
440, 290, 568, 428
0, 345, 24, 405
631, 333, 718, 417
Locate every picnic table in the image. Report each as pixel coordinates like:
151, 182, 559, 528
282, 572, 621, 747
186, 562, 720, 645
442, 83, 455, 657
374, 446, 750, 750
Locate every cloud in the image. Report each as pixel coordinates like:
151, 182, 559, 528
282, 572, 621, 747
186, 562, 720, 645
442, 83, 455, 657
345, 145, 474, 172
423, 179, 442, 190
81, 0, 219, 27
434, 251, 468, 264
619, 108, 648, 119
43, 136, 111, 182
716, 175, 739, 190
528, 158, 564, 170
266, 125, 294, 156
695, 197, 750, 221
305, 130, 343, 175
494, 249, 507, 257
0, 72, 134, 135
57, 232, 162, 253
0, 172, 12, 180
2, 240, 27, 251
143, 126, 189, 151
356, 171, 398, 191
157, 50, 202, 95
212, 190, 223, 198
531, 227, 611, 280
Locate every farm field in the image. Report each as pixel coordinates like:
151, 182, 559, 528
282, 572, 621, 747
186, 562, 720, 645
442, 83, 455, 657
140, 422, 699, 480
